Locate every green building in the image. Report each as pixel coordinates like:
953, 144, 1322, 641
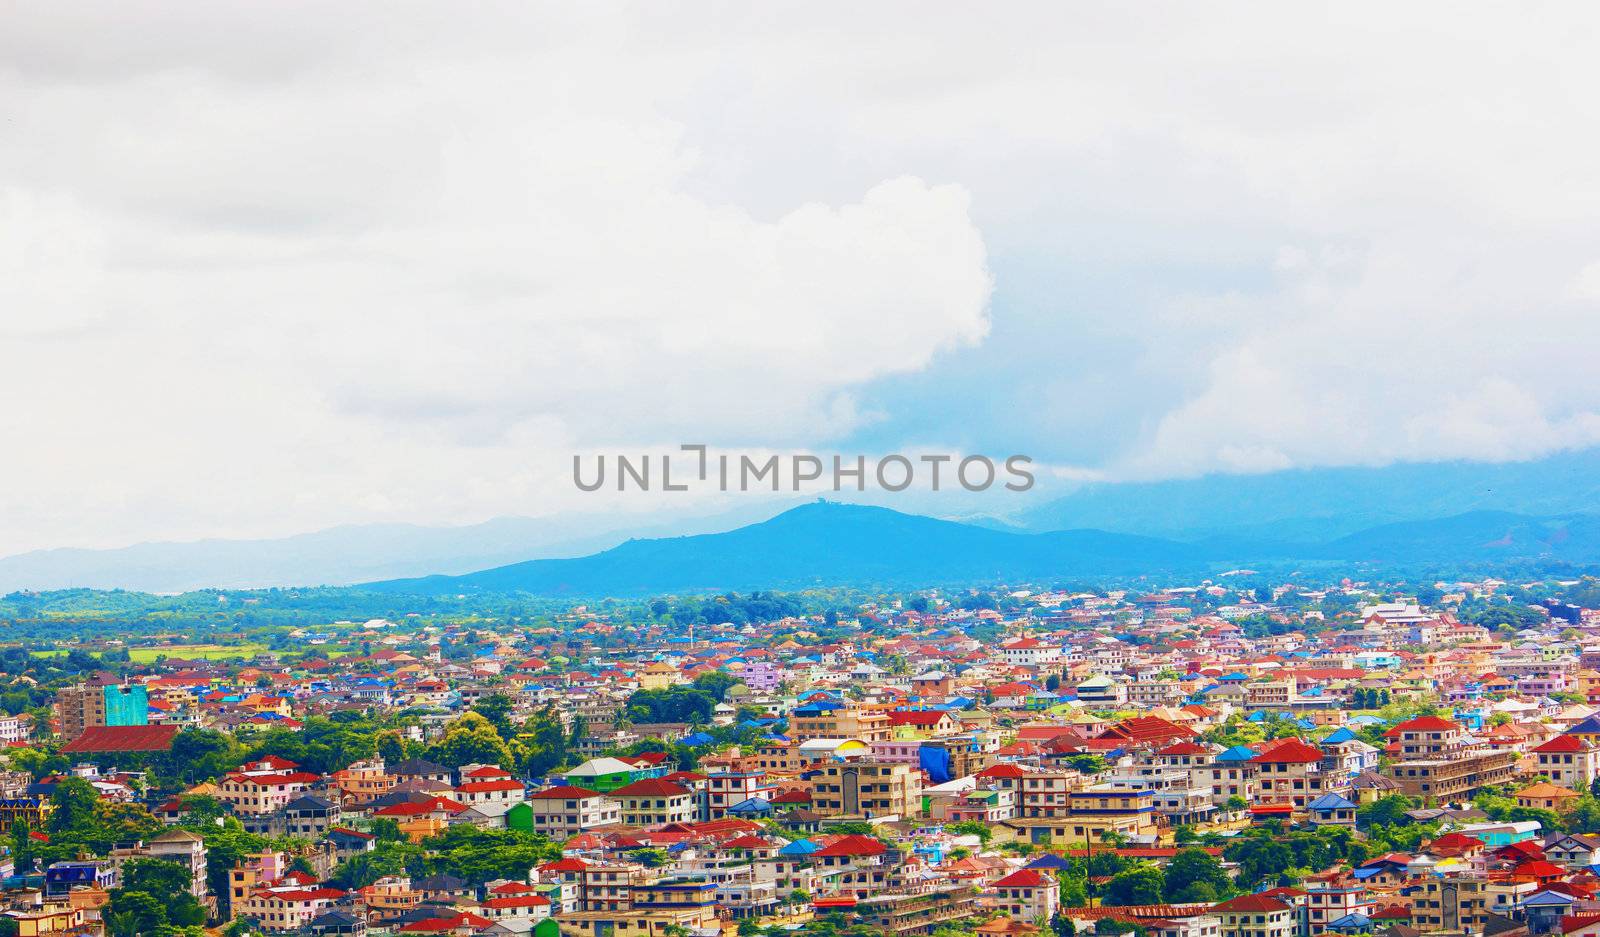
103, 684, 149, 727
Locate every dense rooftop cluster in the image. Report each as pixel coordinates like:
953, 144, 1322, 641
2, 576, 1600, 937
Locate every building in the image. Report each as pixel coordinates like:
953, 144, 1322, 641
983, 868, 1059, 922
55, 681, 149, 740
810, 761, 921, 819
1383, 716, 1519, 800
610, 779, 697, 827
1212, 893, 1298, 937
1529, 734, 1600, 790
513, 786, 620, 837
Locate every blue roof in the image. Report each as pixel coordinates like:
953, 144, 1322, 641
1307, 792, 1357, 810
1323, 727, 1357, 743
778, 839, 818, 856
1326, 913, 1372, 931
1216, 746, 1257, 762
682, 732, 715, 746
1026, 854, 1074, 870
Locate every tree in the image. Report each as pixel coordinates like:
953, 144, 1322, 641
1051, 911, 1078, 937
1224, 835, 1294, 887
1103, 864, 1164, 906
946, 820, 993, 847
1566, 796, 1600, 835
105, 891, 167, 937
1163, 849, 1230, 903
1356, 794, 1417, 830
120, 858, 193, 904
427, 712, 514, 770
47, 776, 100, 837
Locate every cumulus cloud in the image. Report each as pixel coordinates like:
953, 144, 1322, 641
0, 8, 992, 554
6, 2, 1600, 553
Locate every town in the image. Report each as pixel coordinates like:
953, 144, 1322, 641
4, 575, 1600, 937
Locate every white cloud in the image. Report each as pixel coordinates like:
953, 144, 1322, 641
5, 2, 1600, 553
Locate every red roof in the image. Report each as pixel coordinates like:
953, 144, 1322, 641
455, 779, 525, 794
400, 913, 494, 933
611, 779, 691, 797
978, 763, 1031, 778
888, 710, 954, 727
1213, 894, 1292, 913
1393, 715, 1461, 733
482, 895, 551, 909
814, 834, 888, 858
991, 869, 1051, 888
1537, 735, 1590, 753
374, 797, 466, 817
528, 785, 602, 799
62, 724, 180, 753
1251, 739, 1324, 764
1157, 741, 1212, 756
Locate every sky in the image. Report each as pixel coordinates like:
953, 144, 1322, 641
5, 2, 1600, 556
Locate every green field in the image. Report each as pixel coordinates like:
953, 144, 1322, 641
126, 643, 273, 662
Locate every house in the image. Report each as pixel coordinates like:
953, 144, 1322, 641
1213, 893, 1299, 937
1517, 782, 1582, 813
609, 779, 697, 827
1531, 735, 1600, 790
983, 868, 1059, 922
1307, 793, 1359, 828
512, 786, 620, 837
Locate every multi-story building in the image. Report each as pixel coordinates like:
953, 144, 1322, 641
810, 761, 921, 819
610, 779, 697, 827
1383, 715, 1519, 800
789, 700, 890, 743
1303, 873, 1374, 935
54, 681, 149, 740
514, 785, 620, 837
1252, 738, 1345, 809
1529, 734, 1600, 790
982, 868, 1059, 922
854, 885, 981, 936
704, 769, 776, 819
1212, 893, 1298, 937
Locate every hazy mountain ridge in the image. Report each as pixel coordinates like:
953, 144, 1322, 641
1013, 448, 1600, 541
11, 447, 1600, 594
365, 502, 1600, 597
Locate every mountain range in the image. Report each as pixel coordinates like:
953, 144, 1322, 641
8, 447, 1600, 595
366, 502, 1600, 597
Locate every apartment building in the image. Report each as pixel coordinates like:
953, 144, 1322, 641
1529, 734, 1600, 790
515, 785, 620, 837
610, 779, 697, 827
789, 700, 890, 743
811, 761, 921, 819
1384, 715, 1518, 800
1212, 893, 1298, 937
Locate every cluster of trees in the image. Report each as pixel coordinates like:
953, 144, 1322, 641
1347, 687, 1393, 709
1220, 824, 1368, 888
625, 672, 742, 725
104, 858, 209, 937
330, 822, 563, 890
648, 591, 810, 626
